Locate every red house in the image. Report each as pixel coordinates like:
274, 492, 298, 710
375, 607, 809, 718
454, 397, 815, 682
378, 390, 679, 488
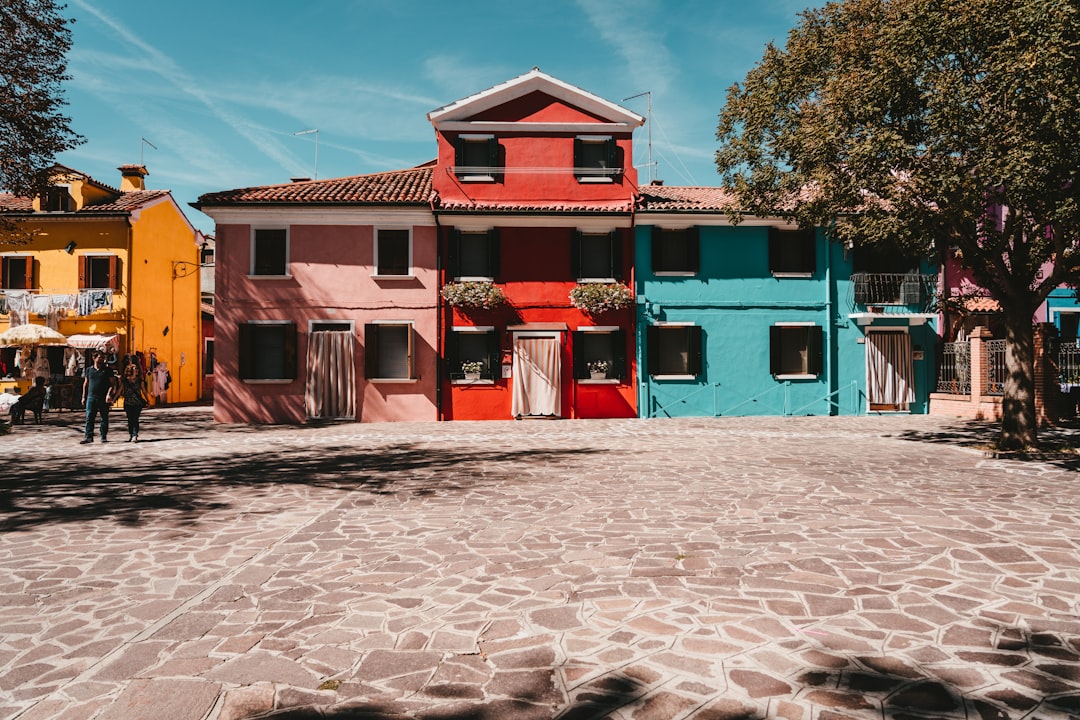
430, 68, 644, 420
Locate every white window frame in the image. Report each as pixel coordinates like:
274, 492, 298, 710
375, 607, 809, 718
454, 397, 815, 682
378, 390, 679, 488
249, 227, 290, 278
575, 135, 616, 183
373, 227, 414, 278
450, 325, 497, 385
457, 134, 497, 183
650, 321, 700, 380
772, 321, 820, 380
453, 229, 496, 281
240, 320, 295, 384
576, 325, 621, 384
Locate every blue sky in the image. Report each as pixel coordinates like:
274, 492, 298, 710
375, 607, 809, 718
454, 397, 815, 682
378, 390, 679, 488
57, 0, 810, 233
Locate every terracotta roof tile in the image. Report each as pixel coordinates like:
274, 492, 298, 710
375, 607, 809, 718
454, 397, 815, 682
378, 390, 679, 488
0, 189, 171, 215
636, 185, 739, 212
0, 194, 33, 212
196, 165, 435, 207
437, 198, 634, 214
963, 297, 1002, 313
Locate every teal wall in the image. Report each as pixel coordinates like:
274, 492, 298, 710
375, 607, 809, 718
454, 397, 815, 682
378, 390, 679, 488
636, 223, 937, 417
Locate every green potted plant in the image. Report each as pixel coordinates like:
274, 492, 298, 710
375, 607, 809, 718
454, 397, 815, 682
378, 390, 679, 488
588, 360, 610, 380
442, 281, 506, 310
568, 282, 633, 314
461, 360, 484, 380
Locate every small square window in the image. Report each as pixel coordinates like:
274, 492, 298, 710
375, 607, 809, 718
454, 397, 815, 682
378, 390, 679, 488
239, 322, 297, 380
365, 323, 414, 379
451, 230, 499, 280
455, 135, 500, 182
44, 186, 72, 212
376, 229, 411, 276
769, 228, 815, 275
80, 255, 120, 290
770, 325, 823, 377
1, 256, 33, 290
448, 328, 499, 381
647, 325, 703, 377
573, 231, 620, 281
573, 329, 625, 380
252, 229, 288, 276
652, 228, 699, 274
574, 136, 619, 182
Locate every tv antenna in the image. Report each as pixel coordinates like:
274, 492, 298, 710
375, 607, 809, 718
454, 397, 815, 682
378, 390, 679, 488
623, 91, 655, 183
140, 137, 157, 165
293, 128, 319, 180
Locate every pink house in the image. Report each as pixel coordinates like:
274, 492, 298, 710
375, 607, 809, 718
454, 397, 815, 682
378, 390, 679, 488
195, 166, 439, 424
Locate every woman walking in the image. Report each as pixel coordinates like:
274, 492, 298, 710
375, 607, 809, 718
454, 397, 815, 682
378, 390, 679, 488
121, 362, 149, 442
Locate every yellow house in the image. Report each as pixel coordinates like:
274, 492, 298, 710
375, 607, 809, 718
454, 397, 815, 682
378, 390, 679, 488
0, 164, 203, 405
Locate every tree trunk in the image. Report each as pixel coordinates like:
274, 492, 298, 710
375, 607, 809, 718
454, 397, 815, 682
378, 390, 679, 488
999, 310, 1038, 449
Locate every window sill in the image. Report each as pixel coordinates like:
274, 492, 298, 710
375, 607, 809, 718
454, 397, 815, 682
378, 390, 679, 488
651, 374, 697, 381
578, 378, 620, 385
242, 378, 294, 384
247, 274, 292, 280
576, 177, 615, 183
452, 276, 495, 283
369, 377, 418, 383
372, 274, 416, 280
450, 378, 495, 385
654, 271, 698, 277
771, 272, 813, 279
457, 175, 496, 183
576, 277, 617, 284
774, 373, 819, 380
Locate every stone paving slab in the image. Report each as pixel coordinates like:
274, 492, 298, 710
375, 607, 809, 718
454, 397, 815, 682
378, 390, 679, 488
1, 408, 1079, 719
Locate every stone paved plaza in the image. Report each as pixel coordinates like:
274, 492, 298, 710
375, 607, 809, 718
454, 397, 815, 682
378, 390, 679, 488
1, 407, 1079, 720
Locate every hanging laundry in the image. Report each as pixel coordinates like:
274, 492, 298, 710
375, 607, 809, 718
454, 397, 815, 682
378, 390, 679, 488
78, 289, 113, 316
5, 291, 30, 327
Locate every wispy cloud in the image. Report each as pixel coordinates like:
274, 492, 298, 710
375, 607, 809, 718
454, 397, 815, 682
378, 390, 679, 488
574, 0, 676, 96
69, 0, 304, 176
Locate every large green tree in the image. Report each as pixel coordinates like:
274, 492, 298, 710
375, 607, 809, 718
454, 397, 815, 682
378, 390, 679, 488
0, 0, 82, 216
716, 0, 1080, 449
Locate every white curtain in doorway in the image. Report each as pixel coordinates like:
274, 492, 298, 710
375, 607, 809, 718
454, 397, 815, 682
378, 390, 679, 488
866, 331, 915, 409
511, 336, 561, 417
306, 330, 356, 418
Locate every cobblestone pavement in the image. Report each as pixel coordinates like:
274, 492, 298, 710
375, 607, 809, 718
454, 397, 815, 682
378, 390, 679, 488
1, 406, 1079, 720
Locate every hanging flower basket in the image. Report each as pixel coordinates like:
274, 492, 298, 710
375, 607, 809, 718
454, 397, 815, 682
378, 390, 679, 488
441, 281, 506, 310
569, 282, 633, 314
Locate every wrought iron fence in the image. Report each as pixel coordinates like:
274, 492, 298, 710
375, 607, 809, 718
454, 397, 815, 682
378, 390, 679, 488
936, 341, 970, 394
1056, 339, 1080, 386
984, 339, 1006, 396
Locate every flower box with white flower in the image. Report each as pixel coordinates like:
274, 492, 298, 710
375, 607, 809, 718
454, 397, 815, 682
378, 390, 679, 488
587, 360, 610, 380
460, 361, 484, 380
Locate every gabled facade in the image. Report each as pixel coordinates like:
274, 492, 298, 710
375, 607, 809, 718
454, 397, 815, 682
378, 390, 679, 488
431, 68, 644, 420
635, 184, 939, 417
195, 167, 439, 424
0, 164, 203, 404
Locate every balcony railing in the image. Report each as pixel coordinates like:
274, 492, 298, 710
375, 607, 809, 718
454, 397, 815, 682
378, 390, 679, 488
849, 273, 938, 314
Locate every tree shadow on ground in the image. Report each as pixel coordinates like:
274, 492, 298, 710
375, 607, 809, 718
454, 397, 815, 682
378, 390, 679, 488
894, 418, 1080, 469
0, 442, 602, 532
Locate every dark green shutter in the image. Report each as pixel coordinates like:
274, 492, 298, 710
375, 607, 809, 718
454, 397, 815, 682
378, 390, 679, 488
573, 138, 583, 171
486, 137, 499, 178
688, 327, 703, 376
238, 323, 253, 379
646, 326, 659, 376
769, 326, 782, 375
572, 331, 585, 379
364, 324, 379, 378
570, 231, 581, 280
605, 139, 618, 176
687, 228, 700, 273
486, 330, 500, 379
651, 227, 663, 272
802, 230, 816, 274
809, 326, 823, 375
454, 137, 464, 167
610, 232, 622, 280
488, 229, 501, 280
448, 229, 460, 279
447, 330, 460, 377
283, 323, 297, 380
614, 329, 627, 379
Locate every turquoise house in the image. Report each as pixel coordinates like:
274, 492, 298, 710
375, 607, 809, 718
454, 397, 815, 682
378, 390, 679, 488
634, 185, 939, 417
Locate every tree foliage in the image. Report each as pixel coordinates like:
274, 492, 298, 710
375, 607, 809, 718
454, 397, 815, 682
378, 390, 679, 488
716, 0, 1080, 448
0, 0, 82, 199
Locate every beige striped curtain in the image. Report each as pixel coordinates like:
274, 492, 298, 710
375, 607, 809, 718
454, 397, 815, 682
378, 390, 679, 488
866, 331, 915, 409
511, 336, 561, 417
305, 330, 356, 419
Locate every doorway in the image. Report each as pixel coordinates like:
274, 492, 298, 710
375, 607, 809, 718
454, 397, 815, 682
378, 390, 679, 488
511, 333, 561, 418
866, 329, 914, 412
306, 325, 355, 419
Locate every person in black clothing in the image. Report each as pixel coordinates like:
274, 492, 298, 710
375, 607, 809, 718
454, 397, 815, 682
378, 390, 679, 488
120, 361, 149, 442
81, 351, 118, 444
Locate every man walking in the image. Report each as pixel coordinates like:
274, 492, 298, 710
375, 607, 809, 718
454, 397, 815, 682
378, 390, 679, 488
81, 351, 117, 444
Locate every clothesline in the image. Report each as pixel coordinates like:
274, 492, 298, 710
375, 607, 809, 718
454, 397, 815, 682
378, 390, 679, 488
1, 289, 114, 327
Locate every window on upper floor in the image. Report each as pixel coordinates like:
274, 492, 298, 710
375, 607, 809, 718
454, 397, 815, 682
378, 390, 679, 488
1, 256, 33, 290
455, 135, 500, 182
572, 231, 621, 281
365, 322, 415, 380
239, 321, 297, 381
647, 324, 702, 377
574, 136, 618, 182
573, 328, 625, 381
448, 326, 499, 382
652, 227, 700, 275
375, 228, 411, 277
43, 185, 73, 212
251, 228, 288, 277
79, 255, 120, 290
770, 324, 823, 378
769, 228, 816, 276
449, 229, 499, 280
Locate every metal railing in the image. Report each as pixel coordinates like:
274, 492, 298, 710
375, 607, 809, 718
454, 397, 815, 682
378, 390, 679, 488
984, 339, 1006, 396
849, 273, 938, 313
936, 341, 971, 394
1057, 340, 1080, 386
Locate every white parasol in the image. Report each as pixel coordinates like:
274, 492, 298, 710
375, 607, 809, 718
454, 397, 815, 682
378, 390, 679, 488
0, 323, 68, 347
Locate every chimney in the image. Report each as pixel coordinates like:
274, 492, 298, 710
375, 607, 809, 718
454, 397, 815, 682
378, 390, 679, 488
118, 164, 148, 191
650, 179, 664, 186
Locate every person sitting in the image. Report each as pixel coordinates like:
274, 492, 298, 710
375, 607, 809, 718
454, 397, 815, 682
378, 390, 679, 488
9, 376, 47, 425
